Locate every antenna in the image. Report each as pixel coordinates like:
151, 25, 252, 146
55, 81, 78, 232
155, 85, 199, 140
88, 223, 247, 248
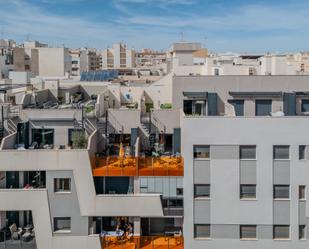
26, 34, 31, 41
0, 27, 5, 39
203, 36, 208, 48
180, 31, 184, 42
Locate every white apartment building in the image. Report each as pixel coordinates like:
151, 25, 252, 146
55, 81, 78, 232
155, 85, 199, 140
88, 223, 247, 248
102, 43, 135, 69
38, 47, 72, 77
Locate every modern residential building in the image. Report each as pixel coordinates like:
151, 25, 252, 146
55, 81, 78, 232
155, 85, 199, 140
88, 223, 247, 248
0, 39, 15, 79
70, 49, 101, 76
102, 43, 135, 70
0, 72, 309, 249
37, 47, 72, 77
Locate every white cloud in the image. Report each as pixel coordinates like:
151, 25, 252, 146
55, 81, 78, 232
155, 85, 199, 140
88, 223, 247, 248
0, 0, 308, 52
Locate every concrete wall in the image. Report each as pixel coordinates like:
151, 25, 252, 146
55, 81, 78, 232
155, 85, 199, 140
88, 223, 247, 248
46, 170, 89, 236
183, 116, 309, 249
173, 75, 309, 116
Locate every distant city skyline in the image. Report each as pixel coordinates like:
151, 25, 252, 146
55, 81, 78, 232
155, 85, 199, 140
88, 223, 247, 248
0, 0, 308, 52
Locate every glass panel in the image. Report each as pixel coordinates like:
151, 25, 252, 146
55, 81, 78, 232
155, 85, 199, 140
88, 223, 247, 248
240, 185, 256, 199
240, 225, 257, 239
299, 186, 306, 200
194, 224, 210, 238
274, 185, 290, 199
240, 146, 256, 159
194, 184, 210, 198
255, 100, 272, 116
299, 145, 306, 160
54, 217, 71, 231
299, 225, 306, 240
194, 145, 210, 159
301, 99, 309, 112
273, 225, 290, 239
273, 146, 290, 160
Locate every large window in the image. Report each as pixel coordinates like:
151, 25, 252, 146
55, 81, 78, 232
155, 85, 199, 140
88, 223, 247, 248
273, 146, 290, 160
240, 185, 256, 199
194, 184, 210, 198
299, 186, 306, 200
299, 225, 306, 240
31, 128, 54, 148
273, 185, 290, 199
183, 99, 206, 116
240, 225, 257, 240
228, 100, 244, 116
194, 145, 210, 159
273, 225, 290, 240
194, 224, 210, 238
301, 99, 309, 113
299, 145, 306, 160
54, 217, 71, 232
255, 100, 272, 116
240, 145, 256, 160
54, 178, 71, 193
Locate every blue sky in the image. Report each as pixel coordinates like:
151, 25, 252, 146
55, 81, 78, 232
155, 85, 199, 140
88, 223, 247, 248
0, 0, 308, 52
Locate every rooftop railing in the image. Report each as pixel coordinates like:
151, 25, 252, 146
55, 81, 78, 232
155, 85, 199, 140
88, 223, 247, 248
101, 236, 184, 249
92, 156, 183, 177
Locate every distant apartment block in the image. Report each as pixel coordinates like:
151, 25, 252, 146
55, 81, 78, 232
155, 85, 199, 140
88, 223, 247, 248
101, 43, 135, 70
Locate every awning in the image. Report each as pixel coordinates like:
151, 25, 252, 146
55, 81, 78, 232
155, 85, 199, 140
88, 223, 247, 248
295, 91, 309, 96
183, 92, 208, 98
229, 91, 283, 98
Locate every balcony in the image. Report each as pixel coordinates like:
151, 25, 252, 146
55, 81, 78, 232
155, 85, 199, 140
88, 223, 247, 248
92, 156, 183, 177
101, 236, 183, 249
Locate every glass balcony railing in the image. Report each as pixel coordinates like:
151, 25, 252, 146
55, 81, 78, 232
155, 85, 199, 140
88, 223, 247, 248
101, 236, 184, 249
92, 156, 183, 177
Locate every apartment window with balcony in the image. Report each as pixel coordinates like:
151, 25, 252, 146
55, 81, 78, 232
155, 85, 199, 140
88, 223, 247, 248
193, 145, 210, 159
240, 185, 256, 199
194, 224, 210, 239
240, 225, 257, 240
194, 184, 210, 198
273, 225, 290, 240
299, 145, 306, 160
273, 185, 290, 199
299, 186, 306, 200
54, 217, 71, 233
301, 99, 309, 113
273, 146, 290, 160
54, 178, 71, 193
240, 145, 256, 160
255, 100, 272, 116
299, 225, 306, 240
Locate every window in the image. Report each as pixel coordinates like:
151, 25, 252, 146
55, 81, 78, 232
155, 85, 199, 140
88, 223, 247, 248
299, 186, 306, 200
240, 225, 257, 240
299, 225, 306, 240
255, 100, 272, 116
54, 178, 71, 192
194, 145, 210, 159
54, 217, 71, 232
194, 224, 210, 238
240, 185, 256, 199
176, 188, 183, 196
228, 100, 244, 116
194, 184, 210, 198
240, 145, 256, 160
273, 146, 290, 160
273, 225, 290, 240
301, 99, 309, 113
273, 185, 290, 199
214, 68, 219, 76
299, 145, 306, 160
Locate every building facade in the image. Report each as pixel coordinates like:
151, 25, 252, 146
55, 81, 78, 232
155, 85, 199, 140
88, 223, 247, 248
0, 74, 309, 249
